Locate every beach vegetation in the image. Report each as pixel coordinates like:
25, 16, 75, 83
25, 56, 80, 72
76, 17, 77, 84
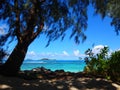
108, 50, 120, 81
84, 46, 120, 82
84, 46, 109, 75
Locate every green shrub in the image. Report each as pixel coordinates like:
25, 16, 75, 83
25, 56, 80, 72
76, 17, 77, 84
84, 46, 120, 82
108, 50, 120, 81
84, 46, 109, 76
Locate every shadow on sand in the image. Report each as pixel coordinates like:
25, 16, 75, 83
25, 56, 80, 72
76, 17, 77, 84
0, 75, 118, 90
0, 67, 119, 90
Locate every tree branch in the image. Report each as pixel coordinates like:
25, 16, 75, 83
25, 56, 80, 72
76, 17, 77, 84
32, 23, 44, 40
14, 0, 22, 42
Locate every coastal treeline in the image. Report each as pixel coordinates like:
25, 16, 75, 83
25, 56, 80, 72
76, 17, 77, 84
84, 46, 120, 82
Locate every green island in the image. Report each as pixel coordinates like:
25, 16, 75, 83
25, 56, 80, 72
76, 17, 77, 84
40, 58, 56, 60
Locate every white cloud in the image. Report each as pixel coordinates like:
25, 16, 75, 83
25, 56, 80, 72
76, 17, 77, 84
117, 48, 120, 51
63, 51, 69, 56
26, 45, 119, 60
26, 51, 73, 60
73, 50, 80, 56
73, 50, 87, 59
93, 45, 105, 49
26, 51, 60, 59
27, 51, 36, 56
40, 52, 55, 57
92, 45, 105, 54
91, 45, 114, 57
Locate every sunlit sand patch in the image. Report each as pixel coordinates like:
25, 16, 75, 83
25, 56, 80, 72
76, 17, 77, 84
70, 86, 79, 90
112, 83, 120, 90
57, 85, 64, 89
0, 84, 12, 90
22, 83, 30, 86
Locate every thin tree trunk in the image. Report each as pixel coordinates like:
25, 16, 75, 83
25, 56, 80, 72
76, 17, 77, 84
1, 42, 29, 75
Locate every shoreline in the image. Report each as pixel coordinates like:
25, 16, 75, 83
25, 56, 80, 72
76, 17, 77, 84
0, 67, 120, 90
21, 60, 86, 72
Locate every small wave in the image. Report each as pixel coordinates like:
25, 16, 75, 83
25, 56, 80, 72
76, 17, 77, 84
38, 61, 46, 63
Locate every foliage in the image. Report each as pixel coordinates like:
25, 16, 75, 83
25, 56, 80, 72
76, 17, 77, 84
108, 50, 120, 81
84, 46, 120, 82
2, 0, 120, 47
0, 0, 89, 47
84, 46, 109, 76
91, 0, 120, 35
0, 0, 120, 59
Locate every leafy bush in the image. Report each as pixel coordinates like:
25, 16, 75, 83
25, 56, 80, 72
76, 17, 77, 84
108, 50, 120, 81
84, 46, 120, 82
84, 46, 109, 77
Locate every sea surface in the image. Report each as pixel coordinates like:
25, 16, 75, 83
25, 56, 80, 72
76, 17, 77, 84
21, 60, 86, 72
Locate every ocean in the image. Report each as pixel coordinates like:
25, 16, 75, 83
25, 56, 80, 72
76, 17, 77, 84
21, 60, 86, 72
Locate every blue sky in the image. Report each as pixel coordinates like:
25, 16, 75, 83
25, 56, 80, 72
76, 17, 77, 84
0, 5, 120, 60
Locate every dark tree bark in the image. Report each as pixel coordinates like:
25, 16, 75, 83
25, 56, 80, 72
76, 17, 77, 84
0, 0, 43, 76
0, 23, 42, 76
1, 41, 29, 75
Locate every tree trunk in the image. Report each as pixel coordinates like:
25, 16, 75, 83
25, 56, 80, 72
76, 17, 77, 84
1, 42, 29, 76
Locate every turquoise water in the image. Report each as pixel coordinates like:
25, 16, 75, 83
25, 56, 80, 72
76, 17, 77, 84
21, 60, 86, 72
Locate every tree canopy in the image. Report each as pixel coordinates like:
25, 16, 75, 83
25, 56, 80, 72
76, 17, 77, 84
0, 0, 120, 49
91, 0, 120, 35
0, 0, 88, 47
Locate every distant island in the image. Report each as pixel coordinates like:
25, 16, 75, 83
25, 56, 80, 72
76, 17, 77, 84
40, 58, 56, 60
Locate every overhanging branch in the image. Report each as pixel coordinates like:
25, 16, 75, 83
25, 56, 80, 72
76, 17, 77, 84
32, 24, 44, 40
14, 0, 22, 42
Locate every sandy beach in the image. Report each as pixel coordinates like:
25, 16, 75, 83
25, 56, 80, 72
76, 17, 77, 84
0, 68, 120, 90
0, 75, 120, 90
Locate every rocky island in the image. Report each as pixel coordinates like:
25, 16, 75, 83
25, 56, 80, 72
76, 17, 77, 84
40, 58, 56, 60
